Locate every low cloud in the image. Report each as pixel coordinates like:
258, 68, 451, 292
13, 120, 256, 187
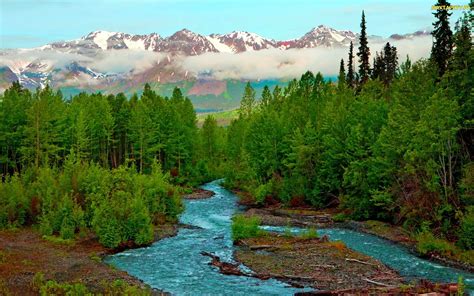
91, 50, 165, 73
0, 48, 165, 74
181, 36, 432, 80
0, 36, 432, 83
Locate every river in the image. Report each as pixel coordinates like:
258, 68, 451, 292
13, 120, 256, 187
106, 180, 474, 295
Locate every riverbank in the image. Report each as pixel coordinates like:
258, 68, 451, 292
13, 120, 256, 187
0, 224, 177, 295
241, 204, 474, 273
233, 233, 460, 294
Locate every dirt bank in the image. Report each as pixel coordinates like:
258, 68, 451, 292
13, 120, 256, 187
233, 234, 460, 294
0, 224, 177, 295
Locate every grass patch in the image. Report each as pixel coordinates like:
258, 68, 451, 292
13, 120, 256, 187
89, 252, 102, 263
42, 235, 74, 245
231, 214, 264, 242
300, 228, 319, 239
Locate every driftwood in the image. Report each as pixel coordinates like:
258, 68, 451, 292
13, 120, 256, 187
345, 258, 376, 266
200, 251, 314, 288
363, 278, 390, 287
200, 251, 244, 276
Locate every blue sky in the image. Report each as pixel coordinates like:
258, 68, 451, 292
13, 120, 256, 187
0, 0, 468, 48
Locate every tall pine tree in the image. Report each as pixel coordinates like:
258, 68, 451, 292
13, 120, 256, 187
431, 0, 453, 77
357, 11, 371, 85
347, 41, 355, 88
338, 58, 346, 88
239, 82, 256, 118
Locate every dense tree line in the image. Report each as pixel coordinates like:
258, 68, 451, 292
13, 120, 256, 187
223, 6, 473, 250
0, 83, 224, 247
0, 1, 472, 253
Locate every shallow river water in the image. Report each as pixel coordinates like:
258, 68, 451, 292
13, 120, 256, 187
106, 180, 474, 295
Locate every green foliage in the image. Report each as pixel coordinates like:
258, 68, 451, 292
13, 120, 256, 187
458, 206, 474, 250
231, 215, 263, 242
300, 228, 319, 239
416, 230, 455, 256
39, 280, 90, 296
0, 174, 29, 228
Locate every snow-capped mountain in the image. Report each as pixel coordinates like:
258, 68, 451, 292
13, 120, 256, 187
292, 25, 357, 48
0, 26, 431, 93
208, 31, 276, 53
154, 29, 218, 55
83, 31, 161, 51
27, 26, 430, 56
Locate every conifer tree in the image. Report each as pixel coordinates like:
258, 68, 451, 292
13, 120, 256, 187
338, 58, 346, 88
239, 82, 256, 118
383, 42, 398, 87
357, 11, 371, 85
261, 85, 272, 107
371, 52, 384, 80
431, 0, 453, 76
347, 41, 355, 88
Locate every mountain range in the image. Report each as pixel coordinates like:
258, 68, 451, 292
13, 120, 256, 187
0, 26, 430, 110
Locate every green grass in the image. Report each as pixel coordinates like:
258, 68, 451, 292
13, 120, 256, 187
42, 235, 74, 245
231, 214, 263, 242
300, 228, 319, 239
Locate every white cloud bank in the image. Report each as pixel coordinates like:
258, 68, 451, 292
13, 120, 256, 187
181, 36, 432, 80
0, 36, 431, 82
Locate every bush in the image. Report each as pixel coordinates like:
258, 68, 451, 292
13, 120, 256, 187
458, 206, 474, 250
253, 182, 272, 205
231, 214, 262, 242
0, 174, 29, 228
416, 231, 455, 256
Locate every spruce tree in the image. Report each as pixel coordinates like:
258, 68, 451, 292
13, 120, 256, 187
338, 58, 346, 88
261, 85, 272, 107
383, 42, 398, 86
371, 52, 384, 80
431, 0, 453, 77
347, 41, 355, 88
357, 10, 371, 85
239, 82, 256, 118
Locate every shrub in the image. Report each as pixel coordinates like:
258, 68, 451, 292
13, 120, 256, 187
300, 228, 319, 239
92, 204, 122, 248
254, 182, 271, 205
458, 206, 474, 250
101, 279, 151, 296
416, 231, 455, 256
39, 280, 89, 296
332, 213, 349, 222
0, 174, 29, 228
231, 214, 262, 242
